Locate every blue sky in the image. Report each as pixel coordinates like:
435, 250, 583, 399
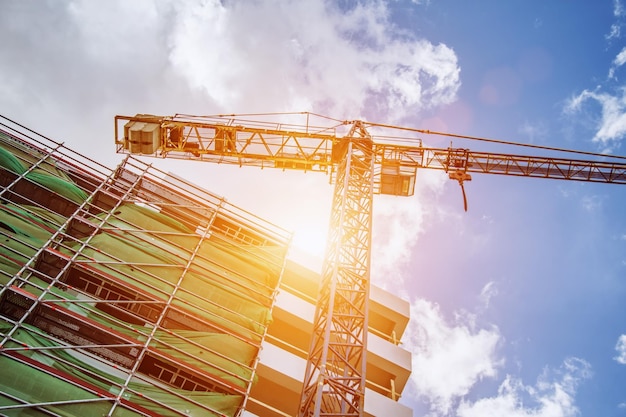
385, 1, 626, 416
1, 1, 626, 416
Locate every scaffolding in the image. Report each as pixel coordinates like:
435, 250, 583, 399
0, 117, 291, 417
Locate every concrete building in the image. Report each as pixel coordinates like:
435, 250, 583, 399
0, 118, 411, 416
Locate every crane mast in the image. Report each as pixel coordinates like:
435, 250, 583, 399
299, 122, 374, 416
115, 113, 626, 417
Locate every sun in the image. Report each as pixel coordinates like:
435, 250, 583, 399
288, 222, 328, 271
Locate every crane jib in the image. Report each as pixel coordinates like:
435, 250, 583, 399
115, 114, 626, 186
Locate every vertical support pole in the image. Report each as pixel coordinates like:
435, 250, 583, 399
299, 124, 375, 417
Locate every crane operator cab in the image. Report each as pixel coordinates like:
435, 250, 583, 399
379, 162, 417, 196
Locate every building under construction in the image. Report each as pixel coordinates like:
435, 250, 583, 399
0, 118, 412, 416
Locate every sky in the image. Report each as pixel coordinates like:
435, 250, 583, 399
1, 1, 626, 416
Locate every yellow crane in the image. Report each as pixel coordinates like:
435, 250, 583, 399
115, 112, 626, 417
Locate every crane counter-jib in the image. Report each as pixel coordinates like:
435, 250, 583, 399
114, 114, 339, 172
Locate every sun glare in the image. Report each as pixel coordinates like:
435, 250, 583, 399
288, 223, 328, 271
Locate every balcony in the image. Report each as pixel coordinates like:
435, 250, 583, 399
246, 341, 412, 417
250, 259, 413, 416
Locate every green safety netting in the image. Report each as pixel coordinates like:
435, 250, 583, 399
0, 204, 55, 279
19, 203, 68, 226
0, 322, 243, 417
0, 135, 78, 182
0, 144, 26, 174
24, 169, 89, 204
0, 204, 56, 243
0, 356, 137, 417
0, 202, 67, 281
14, 275, 260, 390
0, 139, 89, 205
99, 203, 281, 290
0, 140, 283, 416
65, 231, 273, 339
64, 201, 284, 339
145, 330, 258, 388
106, 203, 202, 249
0, 198, 275, 341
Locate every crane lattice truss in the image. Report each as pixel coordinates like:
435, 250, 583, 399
300, 124, 374, 416
114, 113, 626, 417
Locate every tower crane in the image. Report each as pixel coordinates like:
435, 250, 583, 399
114, 112, 626, 417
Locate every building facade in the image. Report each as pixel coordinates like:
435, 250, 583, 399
0, 118, 411, 417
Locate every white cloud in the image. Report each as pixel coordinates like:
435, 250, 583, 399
615, 0, 625, 17
615, 334, 626, 364
457, 357, 591, 417
371, 169, 447, 294
403, 298, 502, 415
164, 0, 460, 121
607, 1, 625, 40
605, 0, 626, 41
563, 90, 590, 114
371, 196, 427, 296
608, 47, 626, 79
480, 281, 498, 309
564, 88, 626, 149
518, 120, 548, 144
580, 194, 604, 212
0, 0, 461, 124
614, 47, 626, 67
607, 23, 621, 41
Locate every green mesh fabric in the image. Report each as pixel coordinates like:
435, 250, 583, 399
0, 322, 244, 417
0, 138, 282, 417
64, 231, 272, 340
0, 204, 55, 279
0, 133, 75, 181
0, 144, 26, 174
25, 170, 89, 204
